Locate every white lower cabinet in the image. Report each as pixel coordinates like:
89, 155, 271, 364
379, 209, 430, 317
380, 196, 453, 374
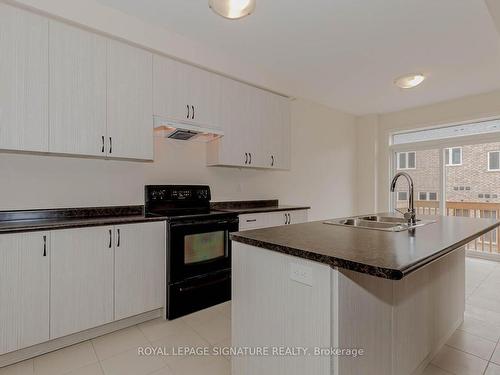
50, 227, 114, 339
0, 232, 50, 355
114, 222, 165, 320
239, 210, 309, 231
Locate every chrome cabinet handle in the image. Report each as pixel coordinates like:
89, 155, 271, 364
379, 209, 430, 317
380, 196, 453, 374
186, 104, 190, 119
246, 219, 257, 222
271, 155, 274, 166
249, 152, 252, 164
101, 136, 105, 153
245, 153, 248, 164
43, 235, 47, 257
108, 229, 112, 248
191, 105, 195, 120
284, 213, 288, 224
109, 137, 112, 154
116, 229, 120, 247
288, 213, 291, 224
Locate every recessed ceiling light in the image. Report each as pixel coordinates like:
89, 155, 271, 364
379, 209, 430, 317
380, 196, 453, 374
209, 0, 256, 20
394, 73, 425, 89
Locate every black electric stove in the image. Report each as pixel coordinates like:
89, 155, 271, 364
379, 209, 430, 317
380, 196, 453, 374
145, 185, 238, 319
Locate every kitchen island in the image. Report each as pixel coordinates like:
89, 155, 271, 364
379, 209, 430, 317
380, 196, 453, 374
230, 214, 500, 375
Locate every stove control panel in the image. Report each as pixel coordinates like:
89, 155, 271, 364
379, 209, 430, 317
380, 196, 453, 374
145, 185, 211, 204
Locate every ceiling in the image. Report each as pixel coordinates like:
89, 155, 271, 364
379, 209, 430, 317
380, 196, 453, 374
98, 0, 500, 115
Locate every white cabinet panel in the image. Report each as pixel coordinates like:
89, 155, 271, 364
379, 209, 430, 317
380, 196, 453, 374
50, 227, 114, 339
153, 55, 222, 129
0, 232, 49, 355
108, 40, 153, 160
0, 4, 48, 152
153, 55, 190, 123
49, 21, 107, 156
114, 222, 166, 320
239, 213, 269, 230
289, 210, 308, 224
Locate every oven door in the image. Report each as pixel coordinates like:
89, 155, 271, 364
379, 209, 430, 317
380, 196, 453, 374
168, 217, 238, 282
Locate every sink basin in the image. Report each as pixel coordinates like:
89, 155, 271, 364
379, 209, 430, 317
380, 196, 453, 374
324, 215, 435, 232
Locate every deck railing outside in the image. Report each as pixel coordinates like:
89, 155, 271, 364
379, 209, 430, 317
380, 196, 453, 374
412, 200, 499, 253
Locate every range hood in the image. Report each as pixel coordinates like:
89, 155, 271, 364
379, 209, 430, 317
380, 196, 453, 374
153, 116, 224, 142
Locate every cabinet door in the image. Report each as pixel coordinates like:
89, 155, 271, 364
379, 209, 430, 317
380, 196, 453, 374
0, 4, 48, 152
49, 21, 107, 156
50, 227, 114, 339
190, 67, 222, 129
153, 55, 190, 123
114, 222, 166, 320
0, 232, 49, 355
108, 40, 153, 160
290, 210, 308, 224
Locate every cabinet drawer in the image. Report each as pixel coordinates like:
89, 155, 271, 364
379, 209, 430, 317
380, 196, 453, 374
239, 213, 268, 230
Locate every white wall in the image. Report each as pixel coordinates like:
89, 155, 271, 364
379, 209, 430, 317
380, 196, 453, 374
0, 98, 357, 221
356, 89, 500, 212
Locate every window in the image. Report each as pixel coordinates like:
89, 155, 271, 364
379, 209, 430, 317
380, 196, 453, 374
445, 147, 462, 166
392, 118, 500, 145
397, 191, 408, 201
397, 151, 416, 170
418, 192, 438, 201
488, 151, 500, 171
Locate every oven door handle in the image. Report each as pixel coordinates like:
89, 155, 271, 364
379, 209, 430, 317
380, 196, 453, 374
178, 274, 230, 293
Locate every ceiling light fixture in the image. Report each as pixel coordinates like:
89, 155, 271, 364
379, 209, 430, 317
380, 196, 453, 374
394, 73, 425, 89
209, 0, 256, 20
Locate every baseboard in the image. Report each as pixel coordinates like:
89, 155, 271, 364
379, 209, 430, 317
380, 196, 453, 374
0, 309, 162, 368
410, 317, 463, 375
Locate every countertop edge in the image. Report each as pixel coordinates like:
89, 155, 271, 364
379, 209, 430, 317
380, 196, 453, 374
230, 233, 403, 280
230, 219, 500, 280
0, 216, 167, 234
222, 206, 311, 215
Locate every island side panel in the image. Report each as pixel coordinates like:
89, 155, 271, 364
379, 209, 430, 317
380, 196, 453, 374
337, 247, 465, 375
232, 242, 332, 375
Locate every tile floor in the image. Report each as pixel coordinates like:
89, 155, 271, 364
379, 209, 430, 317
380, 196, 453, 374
2, 257, 500, 375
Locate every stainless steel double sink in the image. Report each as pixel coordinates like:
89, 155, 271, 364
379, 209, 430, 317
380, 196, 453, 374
324, 215, 435, 232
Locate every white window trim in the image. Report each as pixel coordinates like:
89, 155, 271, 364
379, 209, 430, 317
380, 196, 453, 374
397, 151, 416, 170
488, 151, 500, 171
445, 147, 462, 166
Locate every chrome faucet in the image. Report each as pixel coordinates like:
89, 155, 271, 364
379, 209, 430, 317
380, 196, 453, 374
390, 172, 417, 225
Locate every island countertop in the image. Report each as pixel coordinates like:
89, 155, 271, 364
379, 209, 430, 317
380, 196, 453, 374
230, 213, 500, 280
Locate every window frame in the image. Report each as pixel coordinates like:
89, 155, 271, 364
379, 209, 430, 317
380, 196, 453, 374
397, 151, 416, 170
418, 191, 438, 201
445, 147, 462, 166
488, 151, 500, 172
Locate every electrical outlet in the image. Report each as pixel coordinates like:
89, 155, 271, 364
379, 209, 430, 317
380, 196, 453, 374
289, 263, 313, 286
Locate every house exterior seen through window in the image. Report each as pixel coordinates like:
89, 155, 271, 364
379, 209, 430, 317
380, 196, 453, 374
488, 151, 500, 171
397, 151, 416, 170
445, 147, 462, 166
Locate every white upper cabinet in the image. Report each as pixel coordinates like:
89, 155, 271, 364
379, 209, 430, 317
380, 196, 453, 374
0, 232, 49, 355
153, 55, 222, 129
49, 21, 107, 157
207, 79, 291, 170
114, 222, 165, 320
0, 4, 48, 152
107, 40, 153, 160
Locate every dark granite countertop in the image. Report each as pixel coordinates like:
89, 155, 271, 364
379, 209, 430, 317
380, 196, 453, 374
230, 213, 500, 280
211, 199, 310, 215
0, 206, 167, 234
